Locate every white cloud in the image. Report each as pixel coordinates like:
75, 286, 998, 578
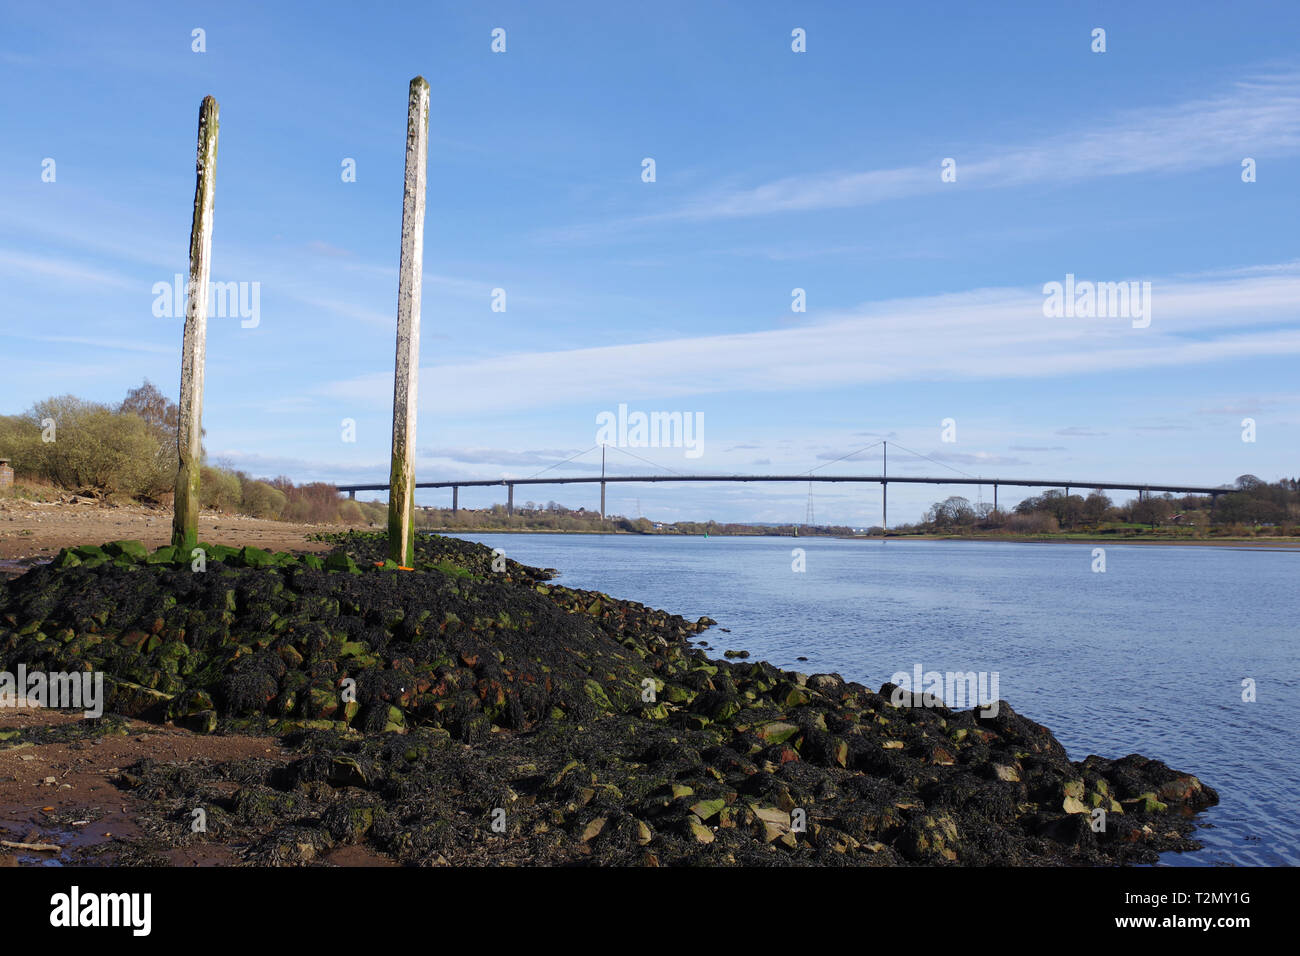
0, 249, 135, 289
317, 263, 1300, 416
550, 72, 1300, 236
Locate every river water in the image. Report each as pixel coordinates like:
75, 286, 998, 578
451, 533, 1299, 867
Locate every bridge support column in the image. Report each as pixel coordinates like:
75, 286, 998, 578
451, 486, 458, 513
349, 489, 356, 500
600, 480, 606, 520
882, 481, 887, 532
993, 483, 997, 513
507, 483, 514, 516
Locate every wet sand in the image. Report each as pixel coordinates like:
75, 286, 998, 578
0, 497, 369, 563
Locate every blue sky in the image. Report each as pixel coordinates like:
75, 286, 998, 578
2, 1, 1298, 525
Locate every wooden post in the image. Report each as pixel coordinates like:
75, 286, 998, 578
387, 76, 430, 566
172, 95, 219, 554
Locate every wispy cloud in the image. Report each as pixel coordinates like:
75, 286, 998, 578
419, 446, 584, 467
550, 72, 1300, 238
929, 451, 1030, 467
0, 249, 135, 289
0, 331, 174, 355
318, 263, 1300, 416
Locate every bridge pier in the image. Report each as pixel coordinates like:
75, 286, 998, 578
882, 480, 887, 531
507, 483, 514, 516
451, 485, 458, 513
348, 489, 356, 500
993, 483, 998, 513
600, 480, 606, 520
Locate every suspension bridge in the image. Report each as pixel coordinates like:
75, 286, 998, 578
333, 440, 1233, 529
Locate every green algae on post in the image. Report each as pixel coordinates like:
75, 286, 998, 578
173, 95, 219, 555
387, 77, 430, 568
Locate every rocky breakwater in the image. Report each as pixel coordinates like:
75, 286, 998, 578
0, 532, 1216, 865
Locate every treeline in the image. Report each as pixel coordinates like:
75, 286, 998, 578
0, 381, 370, 524
906, 476, 1300, 536
416, 506, 641, 533
419, 507, 855, 536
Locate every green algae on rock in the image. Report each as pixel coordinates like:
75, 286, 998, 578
0, 532, 1218, 866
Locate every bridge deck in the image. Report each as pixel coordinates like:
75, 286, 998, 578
335, 474, 1230, 495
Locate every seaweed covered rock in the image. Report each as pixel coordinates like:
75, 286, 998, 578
0, 532, 1219, 867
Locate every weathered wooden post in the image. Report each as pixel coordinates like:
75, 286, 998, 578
172, 95, 219, 554
387, 76, 430, 566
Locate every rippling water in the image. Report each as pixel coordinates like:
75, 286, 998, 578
451, 533, 1299, 866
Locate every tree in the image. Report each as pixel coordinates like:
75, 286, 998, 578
1083, 490, 1112, 526
927, 495, 976, 529
119, 379, 178, 440
1131, 496, 1173, 529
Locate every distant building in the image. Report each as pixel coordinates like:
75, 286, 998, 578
0, 458, 13, 489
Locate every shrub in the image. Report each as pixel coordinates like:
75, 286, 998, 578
1006, 512, 1059, 534
241, 480, 286, 519
200, 466, 243, 512
20, 396, 172, 498
0, 414, 43, 478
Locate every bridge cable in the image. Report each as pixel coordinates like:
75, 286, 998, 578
885, 440, 980, 481
802, 439, 883, 475
605, 443, 688, 477
523, 445, 600, 480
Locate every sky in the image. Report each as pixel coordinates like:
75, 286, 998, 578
1, 0, 1298, 526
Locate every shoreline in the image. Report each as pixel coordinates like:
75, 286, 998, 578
853, 534, 1300, 550
436, 527, 1300, 550
4, 497, 1293, 565
1, 531, 1221, 866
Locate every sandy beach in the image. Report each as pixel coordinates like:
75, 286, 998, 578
0, 497, 368, 564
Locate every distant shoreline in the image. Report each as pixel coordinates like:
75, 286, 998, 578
865, 534, 1300, 550
428, 527, 1300, 550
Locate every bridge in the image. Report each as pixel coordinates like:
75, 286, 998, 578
334, 439, 1232, 527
